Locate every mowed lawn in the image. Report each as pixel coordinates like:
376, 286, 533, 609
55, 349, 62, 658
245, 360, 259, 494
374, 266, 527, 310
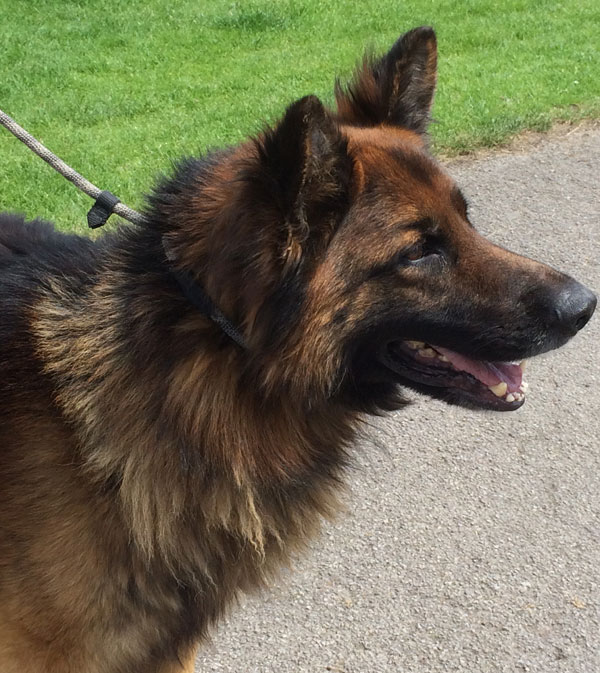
1, 0, 598, 228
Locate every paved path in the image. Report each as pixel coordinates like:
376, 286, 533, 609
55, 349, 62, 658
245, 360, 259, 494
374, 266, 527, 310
196, 126, 600, 673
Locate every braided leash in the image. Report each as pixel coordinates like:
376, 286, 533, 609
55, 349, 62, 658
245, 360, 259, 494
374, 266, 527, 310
0, 108, 248, 349
0, 108, 146, 227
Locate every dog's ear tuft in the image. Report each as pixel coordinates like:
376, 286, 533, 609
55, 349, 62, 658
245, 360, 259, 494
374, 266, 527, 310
256, 95, 353, 263
335, 26, 437, 134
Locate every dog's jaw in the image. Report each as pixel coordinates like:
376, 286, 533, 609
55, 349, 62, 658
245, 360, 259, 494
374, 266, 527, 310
378, 339, 528, 411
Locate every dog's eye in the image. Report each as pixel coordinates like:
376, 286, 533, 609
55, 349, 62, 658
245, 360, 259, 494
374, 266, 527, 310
401, 241, 440, 264
404, 243, 426, 262
369, 242, 442, 280
398, 241, 443, 267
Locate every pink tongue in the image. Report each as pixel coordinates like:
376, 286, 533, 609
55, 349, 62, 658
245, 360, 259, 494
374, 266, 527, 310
435, 347, 523, 393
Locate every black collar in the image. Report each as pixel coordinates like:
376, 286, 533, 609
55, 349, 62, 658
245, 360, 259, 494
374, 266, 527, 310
170, 268, 248, 350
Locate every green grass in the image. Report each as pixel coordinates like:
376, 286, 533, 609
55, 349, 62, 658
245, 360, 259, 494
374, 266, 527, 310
1, 0, 598, 228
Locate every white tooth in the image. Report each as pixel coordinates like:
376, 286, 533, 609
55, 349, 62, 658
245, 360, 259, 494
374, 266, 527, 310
519, 381, 529, 392
506, 393, 515, 403
489, 381, 508, 398
419, 348, 436, 358
438, 354, 449, 362
406, 340, 425, 350
519, 360, 527, 371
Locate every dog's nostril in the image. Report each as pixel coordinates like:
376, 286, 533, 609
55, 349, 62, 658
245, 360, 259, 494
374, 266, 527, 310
553, 280, 596, 334
575, 308, 593, 331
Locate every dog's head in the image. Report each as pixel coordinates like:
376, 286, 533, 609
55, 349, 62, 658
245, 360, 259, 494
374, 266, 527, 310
158, 27, 595, 412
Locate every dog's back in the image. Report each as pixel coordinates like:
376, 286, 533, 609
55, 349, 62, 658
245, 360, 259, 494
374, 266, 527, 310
0, 213, 98, 271
0, 214, 100, 381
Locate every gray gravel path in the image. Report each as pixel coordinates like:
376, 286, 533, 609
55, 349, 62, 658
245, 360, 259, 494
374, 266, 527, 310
196, 126, 600, 673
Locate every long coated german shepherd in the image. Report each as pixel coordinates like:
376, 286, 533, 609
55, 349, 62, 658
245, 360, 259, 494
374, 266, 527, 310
0, 27, 596, 673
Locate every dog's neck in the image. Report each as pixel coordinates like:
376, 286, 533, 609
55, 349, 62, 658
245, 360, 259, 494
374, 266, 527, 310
162, 237, 248, 349
33, 228, 358, 579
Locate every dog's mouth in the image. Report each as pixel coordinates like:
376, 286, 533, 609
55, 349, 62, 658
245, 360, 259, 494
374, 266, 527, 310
379, 339, 528, 411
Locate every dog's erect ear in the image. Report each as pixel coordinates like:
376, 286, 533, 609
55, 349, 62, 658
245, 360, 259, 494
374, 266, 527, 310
256, 95, 352, 262
335, 26, 437, 134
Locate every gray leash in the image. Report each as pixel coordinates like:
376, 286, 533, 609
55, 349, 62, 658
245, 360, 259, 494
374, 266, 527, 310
0, 108, 248, 348
0, 108, 146, 227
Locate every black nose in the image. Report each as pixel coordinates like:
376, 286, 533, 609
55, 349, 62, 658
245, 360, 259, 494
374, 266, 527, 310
552, 279, 597, 335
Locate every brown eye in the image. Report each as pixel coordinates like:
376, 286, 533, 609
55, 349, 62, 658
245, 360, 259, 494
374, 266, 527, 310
369, 241, 443, 280
405, 243, 425, 262
399, 240, 444, 267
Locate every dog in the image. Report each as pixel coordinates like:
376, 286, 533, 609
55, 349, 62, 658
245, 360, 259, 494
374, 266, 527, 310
0, 26, 595, 673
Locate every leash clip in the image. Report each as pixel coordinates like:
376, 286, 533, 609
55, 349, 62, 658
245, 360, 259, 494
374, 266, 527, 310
87, 190, 121, 229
